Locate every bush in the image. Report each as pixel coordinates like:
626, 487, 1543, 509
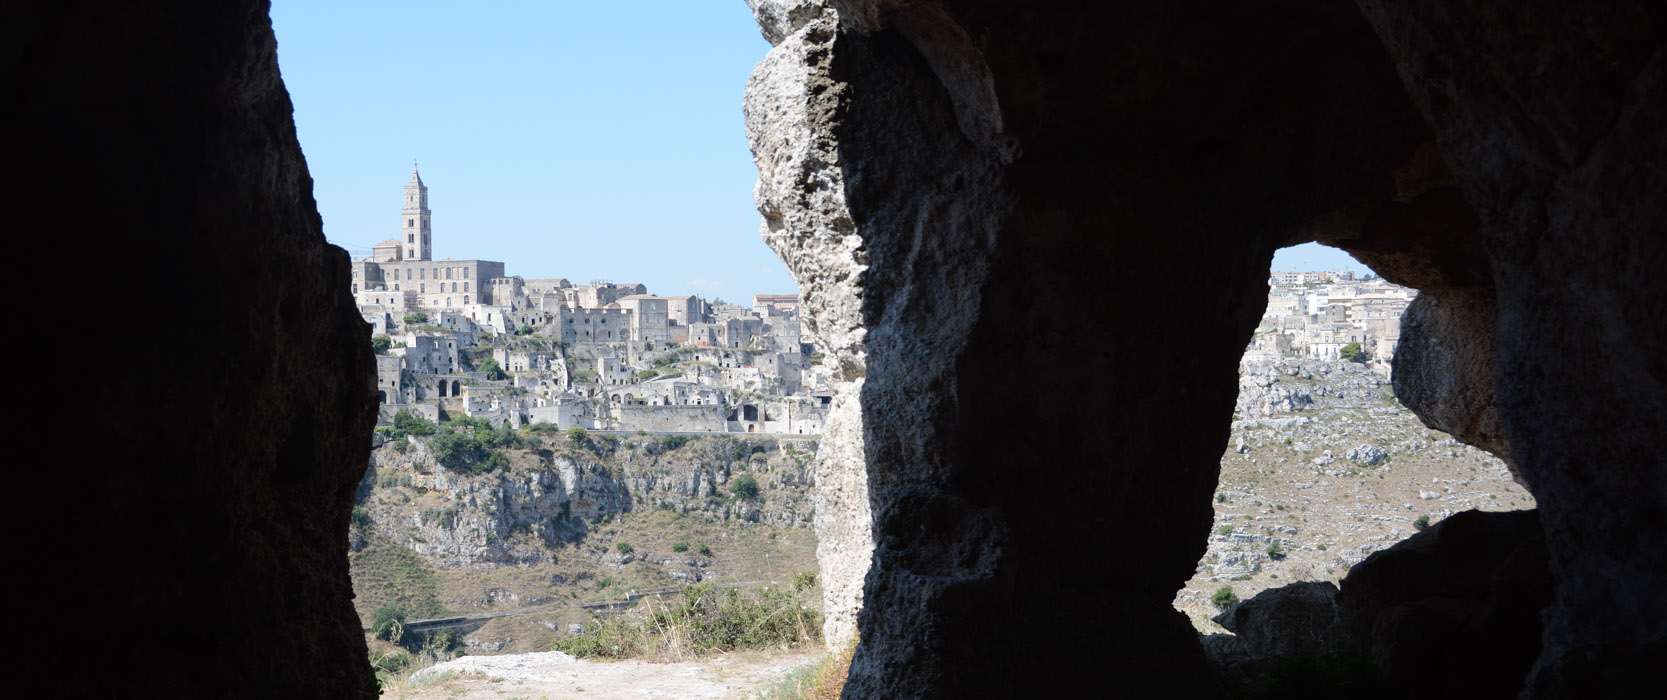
1339, 341, 1367, 363
698, 544, 713, 557
616, 542, 635, 555
1217, 524, 1235, 535
390, 410, 437, 438
1266, 540, 1286, 560
730, 474, 761, 501
351, 507, 373, 530
671, 542, 690, 553
371, 605, 408, 642
1212, 586, 1240, 611
515, 324, 535, 336
554, 582, 821, 660
370, 649, 411, 674
402, 311, 428, 325
567, 426, 592, 449
430, 430, 502, 475
371, 335, 391, 354
476, 357, 507, 380
527, 422, 561, 433
1413, 514, 1431, 531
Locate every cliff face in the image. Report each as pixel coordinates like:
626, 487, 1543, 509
357, 436, 816, 568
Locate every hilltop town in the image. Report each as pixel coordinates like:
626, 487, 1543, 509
351, 168, 829, 436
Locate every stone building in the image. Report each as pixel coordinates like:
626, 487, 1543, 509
348, 167, 506, 310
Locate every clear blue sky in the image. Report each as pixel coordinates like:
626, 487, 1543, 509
1272, 242, 1371, 274
271, 1, 788, 300
271, 2, 1365, 296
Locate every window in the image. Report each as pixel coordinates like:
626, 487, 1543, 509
407, 218, 413, 227
408, 234, 414, 243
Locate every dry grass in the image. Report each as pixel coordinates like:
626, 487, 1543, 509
752, 642, 854, 700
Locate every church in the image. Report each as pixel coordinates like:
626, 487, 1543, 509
349, 166, 506, 309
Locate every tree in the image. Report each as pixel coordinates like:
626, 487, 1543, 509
476, 357, 506, 380
1339, 341, 1368, 363
730, 474, 761, 501
1212, 586, 1240, 611
370, 335, 391, 354
402, 311, 428, 326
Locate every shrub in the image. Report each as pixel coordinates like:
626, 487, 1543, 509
371, 605, 408, 642
370, 649, 411, 674
516, 324, 535, 336
391, 410, 437, 437
351, 507, 373, 530
616, 542, 635, 555
402, 311, 428, 325
476, 357, 507, 380
554, 583, 821, 660
430, 430, 501, 475
567, 426, 592, 449
370, 335, 391, 354
526, 422, 561, 433
1266, 541, 1286, 560
1413, 514, 1431, 531
1211, 586, 1240, 611
698, 544, 713, 557
1339, 341, 1367, 363
730, 474, 761, 501
672, 542, 690, 553
1217, 524, 1235, 536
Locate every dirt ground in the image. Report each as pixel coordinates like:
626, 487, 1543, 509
384, 650, 818, 700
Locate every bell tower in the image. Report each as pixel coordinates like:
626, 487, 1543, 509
402, 163, 431, 261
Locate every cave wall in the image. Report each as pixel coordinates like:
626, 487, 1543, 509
747, 0, 1430, 695
12, 1, 377, 696
1353, 2, 1667, 692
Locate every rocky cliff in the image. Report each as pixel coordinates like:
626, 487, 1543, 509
356, 435, 816, 568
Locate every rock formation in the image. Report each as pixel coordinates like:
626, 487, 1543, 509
13, 1, 377, 696
745, 0, 1664, 697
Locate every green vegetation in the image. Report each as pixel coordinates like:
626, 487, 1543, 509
616, 542, 635, 555
526, 421, 561, 433
350, 506, 373, 530
730, 474, 761, 501
699, 544, 713, 557
1339, 341, 1367, 363
371, 334, 391, 354
371, 605, 407, 642
553, 581, 821, 660
383, 410, 437, 439
402, 311, 429, 325
1266, 540, 1286, 560
515, 324, 535, 336
476, 357, 507, 380
1212, 586, 1240, 611
672, 541, 690, 553
568, 426, 592, 449
426, 416, 527, 474
1413, 514, 1431, 531
1217, 524, 1235, 536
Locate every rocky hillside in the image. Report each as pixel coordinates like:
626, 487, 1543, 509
354, 432, 816, 568
1176, 359, 1534, 626
350, 431, 822, 659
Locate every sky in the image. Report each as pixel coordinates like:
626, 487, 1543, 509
270, 1, 1366, 299
271, 1, 787, 300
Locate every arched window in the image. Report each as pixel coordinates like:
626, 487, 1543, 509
377, 390, 387, 404
451, 380, 460, 395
